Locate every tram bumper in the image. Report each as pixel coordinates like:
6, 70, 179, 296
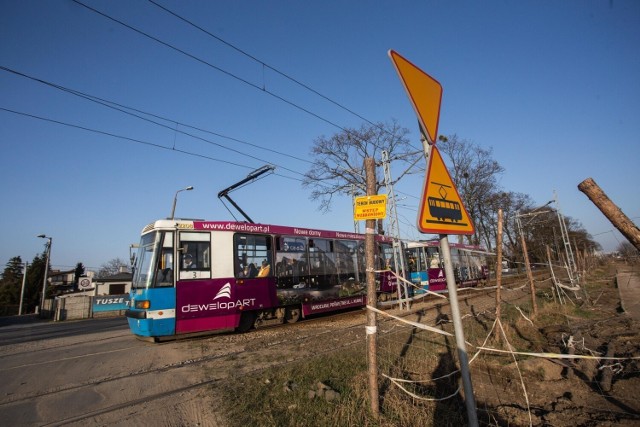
125, 309, 146, 319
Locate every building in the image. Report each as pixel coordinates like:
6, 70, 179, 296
94, 267, 132, 296
47, 269, 96, 294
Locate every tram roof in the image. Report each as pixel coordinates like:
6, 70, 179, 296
142, 219, 394, 242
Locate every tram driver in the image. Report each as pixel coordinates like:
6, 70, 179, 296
183, 254, 197, 269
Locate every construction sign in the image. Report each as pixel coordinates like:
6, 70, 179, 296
354, 194, 388, 220
417, 146, 475, 235
388, 50, 443, 145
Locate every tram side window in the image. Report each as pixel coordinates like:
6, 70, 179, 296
275, 236, 309, 288
234, 234, 272, 279
406, 248, 417, 272
334, 240, 359, 283
308, 239, 336, 288
450, 248, 463, 281
424, 247, 441, 269
179, 232, 211, 278
406, 247, 427, 272
379, 243, 395, 270
155, 231, 175, 287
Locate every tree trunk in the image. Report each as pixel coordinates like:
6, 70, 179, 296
578, 178, 640, 251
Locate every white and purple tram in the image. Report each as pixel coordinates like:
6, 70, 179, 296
405, 240, 490, 294
125, 220, 398, 340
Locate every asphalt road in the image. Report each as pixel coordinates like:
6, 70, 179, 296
0, 316, 128, 346
0, 316, 226, 426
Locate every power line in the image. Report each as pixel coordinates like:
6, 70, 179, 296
72, 1, 423, 154
146, 0, 384, 132
0, 106, 303, 182
71, 0, 351, 134
0, 65, 310, 176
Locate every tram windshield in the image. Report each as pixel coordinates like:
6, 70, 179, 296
132, 232, 161, 289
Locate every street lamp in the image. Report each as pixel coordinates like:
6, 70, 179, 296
37, 234, 52, 314
18, 262, 28, 316
170, 186, 194, 220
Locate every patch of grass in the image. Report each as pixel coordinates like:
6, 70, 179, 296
215, 345, 383, 427
215, 332, 468, 426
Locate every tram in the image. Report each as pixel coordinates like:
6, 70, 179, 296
427, 196, 463, 222
125, 220, 398, 340
405, 240, 490, 294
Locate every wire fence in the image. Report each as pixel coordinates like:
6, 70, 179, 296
373, 266, 640, 426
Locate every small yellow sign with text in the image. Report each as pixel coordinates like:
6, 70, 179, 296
354, 194, 388, 220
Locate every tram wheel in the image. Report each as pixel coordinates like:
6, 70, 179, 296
236, 311, 257, 333
285, 306, 301, 324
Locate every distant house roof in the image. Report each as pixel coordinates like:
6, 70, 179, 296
96, 272, 133, 283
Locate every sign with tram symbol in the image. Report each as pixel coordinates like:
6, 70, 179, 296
418, 145, 475, 235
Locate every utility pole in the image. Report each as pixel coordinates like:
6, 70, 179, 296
351, 184, 361, 234
578, 177, 640, 251
381, 150, 408, 309
19, 262, 28, 316
37, 235, 52, 314
364, 157, 379, 418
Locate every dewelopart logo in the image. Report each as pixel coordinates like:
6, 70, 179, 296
214, 283, 231, 300
180, 282, 256, 313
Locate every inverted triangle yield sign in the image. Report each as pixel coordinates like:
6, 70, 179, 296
388, 50, 442, 145
418, 146, 475, 235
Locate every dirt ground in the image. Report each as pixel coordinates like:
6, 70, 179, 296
468, 261, 640, 426
201, 260, 640, 426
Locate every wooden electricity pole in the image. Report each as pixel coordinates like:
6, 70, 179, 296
364, 157, 379, 418
578, 177, 640, 251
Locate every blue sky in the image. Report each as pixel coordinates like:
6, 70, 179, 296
1, 0, 638, 272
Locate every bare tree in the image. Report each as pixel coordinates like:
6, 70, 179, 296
510, 206, 600, 267
436, 135, 505, 246
97, 258, 129, 278
303, 120, 421, 213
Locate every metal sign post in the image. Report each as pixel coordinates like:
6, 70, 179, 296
439, 234, 479, 427
390, 49, 478, 426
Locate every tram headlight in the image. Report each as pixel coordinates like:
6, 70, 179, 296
135, 300, 150, 309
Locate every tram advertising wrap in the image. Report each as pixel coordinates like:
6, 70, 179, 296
125, 220, 398, 341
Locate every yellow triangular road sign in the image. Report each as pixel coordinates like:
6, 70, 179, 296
418, 146, 475, 235
388, 50, 442, 145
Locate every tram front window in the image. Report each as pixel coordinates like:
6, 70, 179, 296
132, 232, 160, 289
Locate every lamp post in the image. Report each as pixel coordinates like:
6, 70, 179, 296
170, 186, 194, 220
37, 234, 52, 314
18, 262, 28, 316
